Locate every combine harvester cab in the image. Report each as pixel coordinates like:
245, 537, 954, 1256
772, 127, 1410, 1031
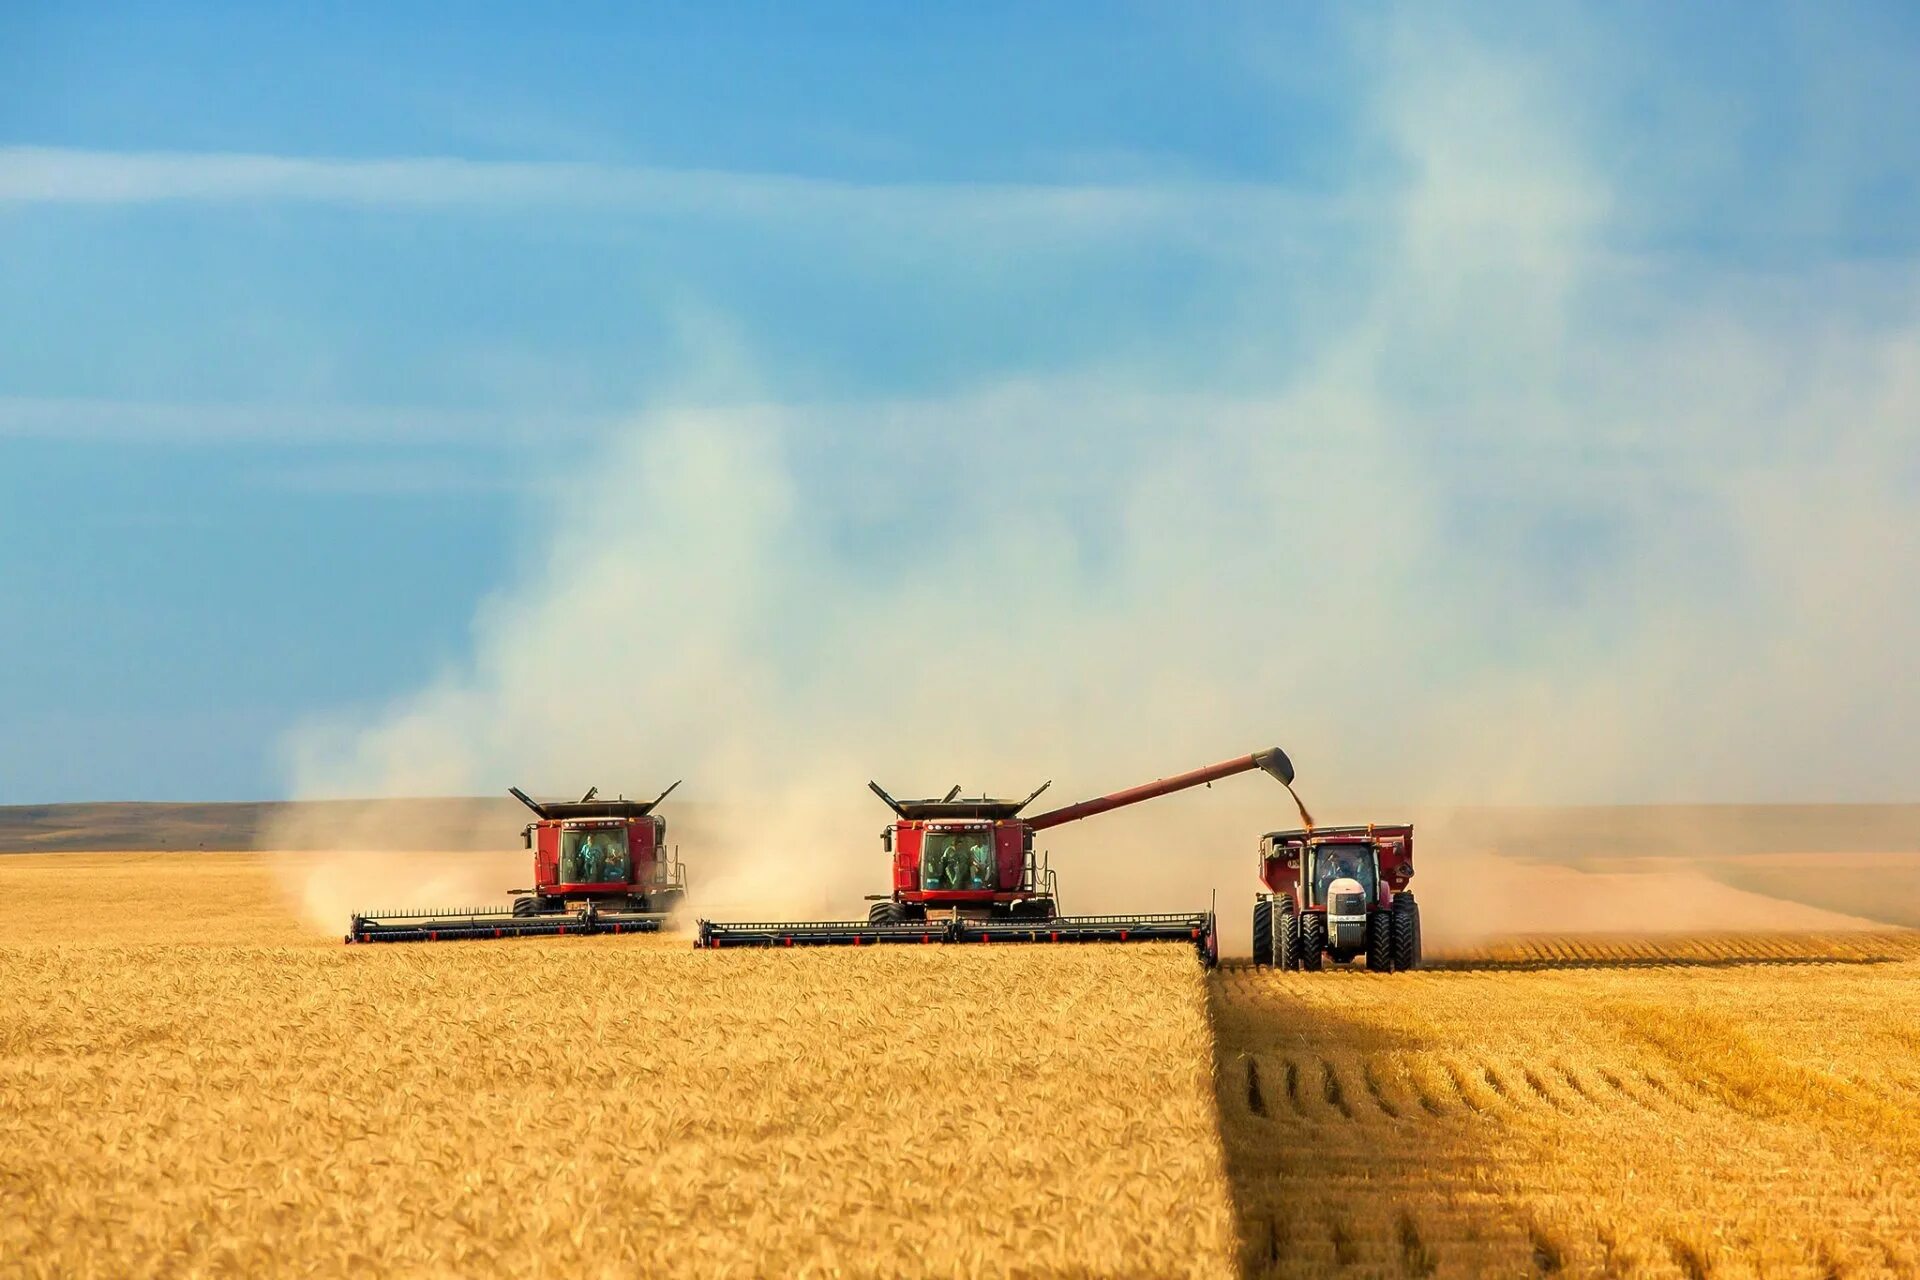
694, 746, 1298, 967
346, 783, 688, 943
1252, 824, 1420, 971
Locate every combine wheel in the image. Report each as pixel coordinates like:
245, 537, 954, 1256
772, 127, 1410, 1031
1365, 911, 1393, 972
1298, 911, 1326, 972
1273, 897, 1300, 970
1391, 893, 1422, 970
868, 900, 905, 926
1252, 899, 1273, 967
511, 897, 537, 918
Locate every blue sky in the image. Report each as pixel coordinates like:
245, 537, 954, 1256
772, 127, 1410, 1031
3, 3, 1917, 804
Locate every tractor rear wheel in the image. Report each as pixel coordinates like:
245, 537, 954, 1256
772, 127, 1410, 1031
1252, 899, 1273, 967
868, 900, 905, 926
1365, 910, 1394, 972
1391, 893, 1421, 970
1298, 911, 1326, 971
1273, 897, 1299, 970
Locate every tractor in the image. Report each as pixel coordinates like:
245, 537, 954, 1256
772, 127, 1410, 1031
1253, 824, 1421, 971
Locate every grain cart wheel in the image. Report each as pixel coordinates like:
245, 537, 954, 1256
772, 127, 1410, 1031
1252, 899, 1274, 967
1298, 912, 1326, 971
868, 900, 905, 926
1391, 893, 1421, 971
511, 896, 537, 918
1365, 910, 1394, 972
1273, 897, 1300, 970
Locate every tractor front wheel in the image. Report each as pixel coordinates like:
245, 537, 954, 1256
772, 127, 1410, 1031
1252, 899, 1273, 967
1391, 893, 1422, 970
1365, 910, 1394, 972
1298, 911, 1326, 971
868, 900, 905, 926
511, 896, 538, 918
1274, 897, 1300, 970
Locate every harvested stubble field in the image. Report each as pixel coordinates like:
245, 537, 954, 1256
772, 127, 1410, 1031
1213, 931, 1920, 1280
7, 852, 1920, 1279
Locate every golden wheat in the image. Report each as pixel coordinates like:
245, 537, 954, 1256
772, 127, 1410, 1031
0, 853, 1236, 1279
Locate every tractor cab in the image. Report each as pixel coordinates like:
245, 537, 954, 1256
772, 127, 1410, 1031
1260, 824, 1413, 909
865, 782, 1056, 923
508, 784, 687, 915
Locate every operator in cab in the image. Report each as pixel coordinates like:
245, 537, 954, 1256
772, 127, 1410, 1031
966, 836, 993, 889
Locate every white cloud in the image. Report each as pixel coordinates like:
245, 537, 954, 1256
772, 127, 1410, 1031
0, 145, 1333, 237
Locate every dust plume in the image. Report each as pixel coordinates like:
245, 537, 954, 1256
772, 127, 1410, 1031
270, 9, 1918, 946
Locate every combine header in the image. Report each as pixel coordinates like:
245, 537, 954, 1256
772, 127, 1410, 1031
1252, 823, 1421, 971
694, 746, 1297, 966
347, 783, 687, 944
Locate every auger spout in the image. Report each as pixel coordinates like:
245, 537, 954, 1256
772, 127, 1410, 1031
1025, 747, 1294, 831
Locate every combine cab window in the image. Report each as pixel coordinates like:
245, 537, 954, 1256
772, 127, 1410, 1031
1310, 844, 1376, 908
921, 832, 995, 891
560, 828, 630, 884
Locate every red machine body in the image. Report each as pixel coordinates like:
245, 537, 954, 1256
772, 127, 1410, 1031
525, 807, 672, 904
345, 783, 685, 944
1253, 823, 1421, 972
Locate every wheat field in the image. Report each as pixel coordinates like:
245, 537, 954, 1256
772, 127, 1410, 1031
7, 852, 1920, 1278
0, 854, 1236, 1279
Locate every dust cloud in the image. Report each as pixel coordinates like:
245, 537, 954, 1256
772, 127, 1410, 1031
268, 13, 1917, 945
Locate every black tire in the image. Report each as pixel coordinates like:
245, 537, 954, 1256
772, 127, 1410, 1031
868, 899, 905, 926
1391, 893, 1421, 971
1298, 911, 1326, 971
511, 896, 536, 918
1365, 910, 1394, 972
1252, 899, 1273, 967
1273, 897, 1299, 970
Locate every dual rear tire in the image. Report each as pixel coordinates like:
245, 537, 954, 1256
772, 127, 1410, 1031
1391, 892, 1422, 970
1253, 897, 1305, 969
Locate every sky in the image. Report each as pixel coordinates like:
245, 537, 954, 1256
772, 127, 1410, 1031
2, 2, 1917, 807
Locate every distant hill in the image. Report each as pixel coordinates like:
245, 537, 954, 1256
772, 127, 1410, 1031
0, 797, 529, 853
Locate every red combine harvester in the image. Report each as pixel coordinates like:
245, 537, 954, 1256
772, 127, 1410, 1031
346, 784, 687, 943
1252, 824, 1420, 971
694, 747, 1296, 966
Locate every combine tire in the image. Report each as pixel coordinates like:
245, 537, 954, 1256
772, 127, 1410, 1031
1252, 899, 1273, 967
868, 900, 905, 926
1273, 898, 1300, 970
1391, 893, 1422, 970
511, 897, 537, 918
1298, 912, 1326, 971
1365, 911, 1394, 972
